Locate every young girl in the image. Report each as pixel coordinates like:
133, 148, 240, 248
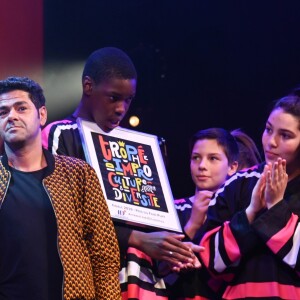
199, 93, 300, 299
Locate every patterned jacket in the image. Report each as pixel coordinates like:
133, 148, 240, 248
0, 150, 121, 300
42, 116, 132, 256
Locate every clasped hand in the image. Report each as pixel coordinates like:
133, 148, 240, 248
247, 158, 288, 222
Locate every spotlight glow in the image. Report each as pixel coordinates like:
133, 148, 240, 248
129, 115, 140, 127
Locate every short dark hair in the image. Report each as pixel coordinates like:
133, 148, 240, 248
189, 127, 239, 164
0, 76, 45, 109
82, 47, 137, 84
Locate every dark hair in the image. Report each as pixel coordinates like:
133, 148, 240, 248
270, 91, 300, 129
0, 76, 45, 109
82, 47, 137, 84
231, 128, 262, 170
189, 128, 239, 164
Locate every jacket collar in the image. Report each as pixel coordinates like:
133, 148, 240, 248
1, 148, 55, 177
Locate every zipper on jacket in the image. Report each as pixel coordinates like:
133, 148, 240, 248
42, 181, 65, 300
0, 172, 11, 210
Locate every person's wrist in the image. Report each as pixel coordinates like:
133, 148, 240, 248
184, 220, 201, 239
266, 198, 282, 209
129, 230, 145, 249
245, 206, 256, 223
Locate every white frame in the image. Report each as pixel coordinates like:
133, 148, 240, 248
77, 118, 182, 232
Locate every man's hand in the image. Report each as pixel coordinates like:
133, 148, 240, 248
129, 230, 197, 267
158, 241, 204, 275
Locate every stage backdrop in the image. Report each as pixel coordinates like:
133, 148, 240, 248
0, 0, 43, 82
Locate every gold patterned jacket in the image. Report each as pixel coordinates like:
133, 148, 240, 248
0, 150, 121, 300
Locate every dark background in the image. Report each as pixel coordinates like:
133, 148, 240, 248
43, 1, 300, 198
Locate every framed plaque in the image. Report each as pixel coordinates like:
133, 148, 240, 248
77, 118, 182, 233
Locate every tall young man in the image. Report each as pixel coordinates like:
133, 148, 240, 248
42, 47, 200, 299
